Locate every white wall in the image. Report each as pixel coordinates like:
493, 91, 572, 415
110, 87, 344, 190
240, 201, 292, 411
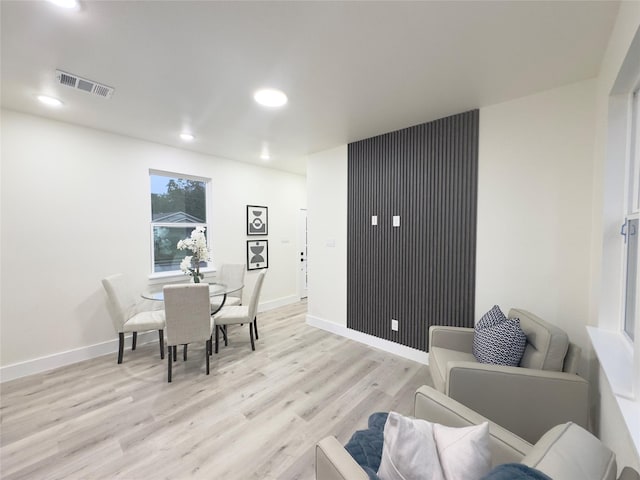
307, 80, 598, 347
476, 79, 597, 357
0, 109, 306, 370
307, 145, 348, 327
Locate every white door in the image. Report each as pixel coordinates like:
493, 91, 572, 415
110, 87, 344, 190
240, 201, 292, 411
298, 209, 308, 299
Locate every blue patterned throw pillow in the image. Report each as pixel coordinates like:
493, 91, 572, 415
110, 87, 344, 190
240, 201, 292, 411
475, 305, 508, 330
473, 306, 527, 366
473, 305, 507, 357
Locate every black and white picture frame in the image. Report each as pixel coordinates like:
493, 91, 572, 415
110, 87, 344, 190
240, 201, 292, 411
247, 205, 268, 236
247, 240, 269, 270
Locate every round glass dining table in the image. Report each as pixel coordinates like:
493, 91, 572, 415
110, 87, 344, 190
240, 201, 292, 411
141, 282, 243, 314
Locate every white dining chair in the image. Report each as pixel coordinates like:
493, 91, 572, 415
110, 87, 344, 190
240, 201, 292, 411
213, 269, 266, 353
163, 283, 215, 382
210, 263, 246, 347
102, 273, 165, 364
210, 263, 246, 311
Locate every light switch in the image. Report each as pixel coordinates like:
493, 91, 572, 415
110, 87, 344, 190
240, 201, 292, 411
393, 215, 400, 227
371, 215, 378, 226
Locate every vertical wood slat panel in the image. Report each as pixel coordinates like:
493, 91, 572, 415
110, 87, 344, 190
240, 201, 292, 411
347, 110, 479, 351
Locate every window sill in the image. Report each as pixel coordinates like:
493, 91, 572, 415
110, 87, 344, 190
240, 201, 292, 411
587, 326, 640, 457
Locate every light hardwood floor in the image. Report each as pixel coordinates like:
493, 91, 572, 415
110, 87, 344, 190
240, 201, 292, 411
1, 301, 432, 479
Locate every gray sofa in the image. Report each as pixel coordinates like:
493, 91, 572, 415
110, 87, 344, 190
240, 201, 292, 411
428, 308, 589, 443
316, 386, 638, 480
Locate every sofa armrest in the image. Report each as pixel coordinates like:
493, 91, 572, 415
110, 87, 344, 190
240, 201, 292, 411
429, 326, 475, 353
414, 386, 531, 467
316, 436, 369, 480
619, 467, 640, 480
446, 362, 590, 444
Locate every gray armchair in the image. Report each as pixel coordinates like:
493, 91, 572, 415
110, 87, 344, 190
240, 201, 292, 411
428, 308, 589, 444
316, 386, 638, 480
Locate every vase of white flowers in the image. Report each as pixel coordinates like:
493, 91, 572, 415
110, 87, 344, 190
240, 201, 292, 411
177, 226, 211, 283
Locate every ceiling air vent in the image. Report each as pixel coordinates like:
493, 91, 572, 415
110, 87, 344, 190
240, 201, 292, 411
55, 70, 114, 99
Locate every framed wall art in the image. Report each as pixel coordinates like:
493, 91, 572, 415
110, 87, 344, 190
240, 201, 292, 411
247, 240, 269, 270
247, 205, 268, 236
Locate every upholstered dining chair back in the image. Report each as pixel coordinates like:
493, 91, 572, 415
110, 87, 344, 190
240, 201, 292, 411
102, 273, 166, 364
219, 264, 245, 301
102, 273, 136, 332
248, 269, 267, 321
212, 268, 267, 353
163, 284, 212, 346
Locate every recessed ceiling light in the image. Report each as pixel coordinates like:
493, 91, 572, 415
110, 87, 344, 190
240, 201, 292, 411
48, 0, 80, 9
180, 132, 195, 141
37, 95, 63, 107
254, 88, 288, 108
260, 152, 270, 161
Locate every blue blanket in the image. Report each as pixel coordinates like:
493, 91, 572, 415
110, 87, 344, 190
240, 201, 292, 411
480, 463, 552, 480
344, 412, 387, 480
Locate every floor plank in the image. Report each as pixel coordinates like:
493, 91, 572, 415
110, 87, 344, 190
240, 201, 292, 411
0, 300, 433, 479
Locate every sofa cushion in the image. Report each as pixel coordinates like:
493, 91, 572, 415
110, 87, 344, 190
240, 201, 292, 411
429, 347, 477, 392
509, 309, 569, 371
473, 307, 527, 366
522, 422, 617, 480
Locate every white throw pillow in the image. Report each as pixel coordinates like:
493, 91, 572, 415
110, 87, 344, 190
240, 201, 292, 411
433, 422, 491, 480
377, 411, 445, 480
377, 412, 490, 480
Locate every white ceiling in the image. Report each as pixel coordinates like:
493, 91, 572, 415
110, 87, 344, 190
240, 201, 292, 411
1, 1, 620, 176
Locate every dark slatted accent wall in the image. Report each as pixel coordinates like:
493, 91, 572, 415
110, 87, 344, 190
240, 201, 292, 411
347, 110, 478, 352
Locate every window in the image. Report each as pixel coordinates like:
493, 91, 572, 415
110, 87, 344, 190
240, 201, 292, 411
622, 89, 640, 340
622, 89, 640, 341
150, 171, 210, 275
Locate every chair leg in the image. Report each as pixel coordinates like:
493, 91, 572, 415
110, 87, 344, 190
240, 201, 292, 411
173, 345, 177, 362
168, 345, 173, 383
249, 323, 255, 351
215, 325, 220, 354
183, 344, 188, 361
205, 340, 210, 375
158, 330, 164, 359
217, 326, 228, 346
132, 332, 137, 350
117, 332, 124, 364
254, 317, 258, 340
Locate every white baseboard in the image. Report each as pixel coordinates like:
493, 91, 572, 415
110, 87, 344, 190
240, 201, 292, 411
1, 296, 302, 383
306, 314, 430, 365
259, 294, 300, 312
0, 331, 158, 383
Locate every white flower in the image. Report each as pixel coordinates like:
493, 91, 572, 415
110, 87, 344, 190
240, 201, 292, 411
177, 227, 212, 277
180, 256, 193, 274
